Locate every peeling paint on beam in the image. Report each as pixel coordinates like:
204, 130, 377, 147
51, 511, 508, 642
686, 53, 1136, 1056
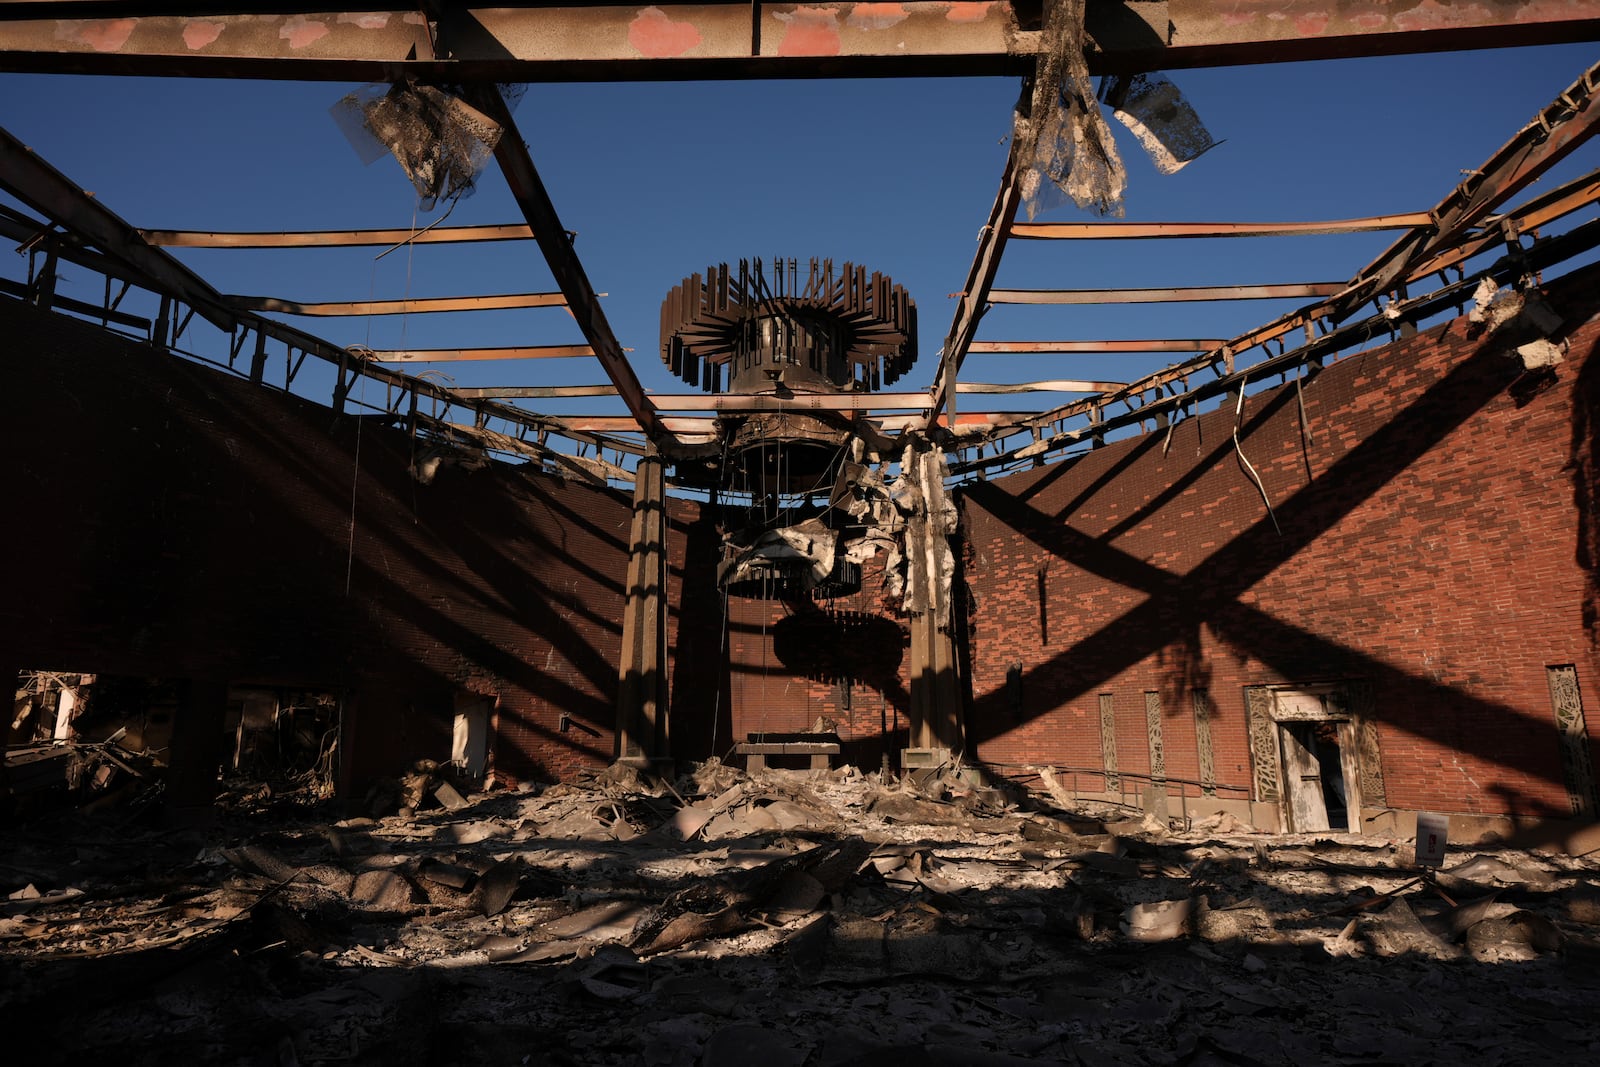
0, 3, 1032, 80
2, 3, 1595, 80
1009, 214, 1434, 240
989, 283, 1346, 304
141, 224, 534, 248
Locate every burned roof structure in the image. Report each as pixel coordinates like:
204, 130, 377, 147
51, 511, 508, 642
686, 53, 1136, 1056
0, 0, 1597, 812
5, 3, 1600, 1063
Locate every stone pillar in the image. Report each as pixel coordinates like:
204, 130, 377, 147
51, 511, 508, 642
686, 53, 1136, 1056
166, 678, 229, 825
616, 454, 667, 765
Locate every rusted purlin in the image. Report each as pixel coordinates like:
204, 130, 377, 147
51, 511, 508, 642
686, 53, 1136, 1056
140, 223, 534, 248
369, 345, 595, 363
968, 338, 1226, 353
229, 292, 567, 316
460, 84, 666, 443
3, 3, 1597, 80
452, 384, 618, 399
989, 283, 1346, 304
958, 379, 1124, 393
1332, 56, 1600, 320
0, 124, 235, 331
954, 213, 1600, 475
1009, 213, 1434, 240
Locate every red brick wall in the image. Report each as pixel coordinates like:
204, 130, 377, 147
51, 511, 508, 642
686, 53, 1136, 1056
721, 556, 913, 769
959, 268, 1600, 817
0, 297, 641, 786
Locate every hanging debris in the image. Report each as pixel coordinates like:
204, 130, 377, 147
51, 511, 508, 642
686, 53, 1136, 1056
1100, 72, 1220, 175
1015, 0, 1126, 219
331, 81, 510, 210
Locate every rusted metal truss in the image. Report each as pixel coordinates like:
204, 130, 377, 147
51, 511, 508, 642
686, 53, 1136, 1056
937, 53, 1600, 471
924, 126, 1025, 427
1, 3, 1596, 80
0, 124, 236, 331
952, 212, 1600, 473
1331, 57, 1600, 320
5, 5, 1600, 477
0, 130, 646, 467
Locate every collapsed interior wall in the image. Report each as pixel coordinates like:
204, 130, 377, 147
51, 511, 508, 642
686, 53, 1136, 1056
0, 296, 649, 790
959, 262, 1600, 828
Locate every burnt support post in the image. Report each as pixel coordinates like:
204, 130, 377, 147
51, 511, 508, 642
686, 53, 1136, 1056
902, 438, 965, 756
166, 678, 228, 825
908, 609, 962, 754
616, 453, 667, 765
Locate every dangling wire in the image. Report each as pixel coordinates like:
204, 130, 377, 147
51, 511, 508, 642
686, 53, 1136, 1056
1231, 384, 1281, 536
348, 195, 422, 595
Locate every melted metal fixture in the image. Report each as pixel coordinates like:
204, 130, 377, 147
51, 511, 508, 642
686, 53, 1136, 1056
661, 258, 917, 599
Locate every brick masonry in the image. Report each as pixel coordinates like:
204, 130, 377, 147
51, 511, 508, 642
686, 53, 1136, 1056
0, 297, 648, 786
959, 267, 1600, 818
5, 255, 1598, 815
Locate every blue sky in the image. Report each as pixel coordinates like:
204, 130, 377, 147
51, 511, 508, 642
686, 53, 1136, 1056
2, 42, 1596, 434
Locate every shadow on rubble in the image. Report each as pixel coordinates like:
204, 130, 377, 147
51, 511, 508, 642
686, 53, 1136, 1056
5, 762, 1600, 1066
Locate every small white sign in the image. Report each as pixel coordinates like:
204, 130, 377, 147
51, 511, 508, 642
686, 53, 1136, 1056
1415, 811, 1449, 868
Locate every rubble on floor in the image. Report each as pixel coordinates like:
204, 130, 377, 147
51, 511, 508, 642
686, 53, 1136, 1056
3, 759, 1600, 1065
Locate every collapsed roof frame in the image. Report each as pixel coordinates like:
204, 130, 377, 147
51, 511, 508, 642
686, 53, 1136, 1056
2, 2, 1600, 488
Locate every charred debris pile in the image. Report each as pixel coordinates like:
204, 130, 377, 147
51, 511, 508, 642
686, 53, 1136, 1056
4, 761, 1600, 1065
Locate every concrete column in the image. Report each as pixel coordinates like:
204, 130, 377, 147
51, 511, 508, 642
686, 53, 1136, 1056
166, 678, 228, 825
615, 454, 667, 765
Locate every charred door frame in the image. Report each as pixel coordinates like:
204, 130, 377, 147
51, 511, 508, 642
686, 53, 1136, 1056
1245, 680, 1387, 834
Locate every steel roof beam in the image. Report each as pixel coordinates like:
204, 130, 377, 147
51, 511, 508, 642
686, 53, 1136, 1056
0, 123, 236, 330
990, 283, 1346, 304
368, 345, 595, 362
2, 3, 1596, 80
230, 292, 567, 316
969, 339, 1227, 354
141, 223, 534, 248
1009, 214, 1434, 240
924, 123, 1025, 430
459, 84, 664, 441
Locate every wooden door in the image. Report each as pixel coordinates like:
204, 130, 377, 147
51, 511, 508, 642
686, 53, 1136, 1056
1279, 723, 1330, 832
